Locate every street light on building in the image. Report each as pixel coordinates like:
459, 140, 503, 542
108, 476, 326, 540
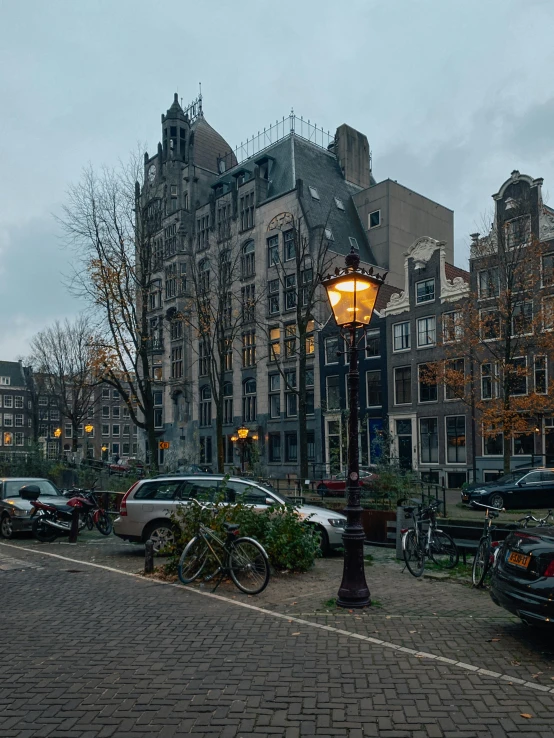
84, 424, 94, 461
321, 248, 385, 609
54, 427, 62, 460
231, 426, 257, 473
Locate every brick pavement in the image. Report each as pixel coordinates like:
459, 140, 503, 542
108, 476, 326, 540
1, 542, 554, 737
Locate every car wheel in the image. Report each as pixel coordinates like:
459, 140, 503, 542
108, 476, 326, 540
489, 493, 504, 509
317, 526, 331, 556
144, 522, 176, 554
0, 514, 14, 539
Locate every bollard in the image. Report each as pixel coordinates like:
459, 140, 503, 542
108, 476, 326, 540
145, 539, 154, 574
69, 507, 80, 543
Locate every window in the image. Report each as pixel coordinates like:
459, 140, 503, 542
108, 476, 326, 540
196, 214, 209, 250
366, 371, 381, 406
481, 363, 497, 400
285, 371, 297, 417
308, 186, 320, 200
334, 197, 345, 210
102, 387, 110, 399
123, 424, 130, 436
284, 324, 296, 358
217, 203, 231, 241
284, 230, 295, 260
199, 340, 210, 377
180, 262, 187, 294
241, 241, 255, 277
326, 375, 340, 410
14, 396, 23, 409
418, 364, 437, 403
240, 192, 255, 231
443, 311, 462, 342
153, 391, 163, 406
200, 436, 213, 464
223, 291, 232, 328
416, 279, 435, 304
369, 210, 381, 228
154, 409, 163, 428
514, 433, 534, 456
241, 284, 256, 323
199, 386, 212, 427
505, 215, 530, 249
543, 296, 554, 331
509, 357, 528, 396
171, 346, 183, 378
349, 237, 358, 249
268, 279, 279, 315
478, 268, 500, 298
170, 320, 183, 341
481, 308, 501, 340
4, 396, 13, 409
112, 406, 120, 419
324, 228, 334, 241
300, 269, 312, 307
445, 359, 464, 400
394, 366, 411, 405
242, 379, 257, 422
222, 382, 233, 425
15, 432, 24, 447
269, 374, 280, 419
284, 274, 296, 310
65, 423, 72, 437
0, 377, 10, 386
198, 258, 210, 293
112, 424, 120, 437
365, 330, 380, 358
269, 327, 280, 362
393, 322, 410, 351
285, 432, 298, 462
305, 319, 315, 355
15, 414, 23, 427
512, 302, 533, 336
420, 418, 438, 463
3, 432, 13, 446
484, 428, 503, 455
325, 336, 339, 364
165, 262, 177, 299
102, 424, 109, 436
267, 235, 279, 266
417, 316, 436, 347
446, 416, 466, 463
535, 356, 547, 394
268, 433, 281, 462
542, 254, 554, 287
242, 330, 256, 367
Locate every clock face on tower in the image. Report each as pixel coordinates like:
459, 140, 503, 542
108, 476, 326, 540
148, 164, 156, 183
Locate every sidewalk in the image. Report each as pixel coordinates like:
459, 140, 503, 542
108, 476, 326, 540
1, 536, 554, 737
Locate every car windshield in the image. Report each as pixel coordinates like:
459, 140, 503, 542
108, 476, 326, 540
494, 471, 530, 486
5, 480, 61, 499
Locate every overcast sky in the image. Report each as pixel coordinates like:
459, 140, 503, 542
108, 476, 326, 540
1, 0, 554, 360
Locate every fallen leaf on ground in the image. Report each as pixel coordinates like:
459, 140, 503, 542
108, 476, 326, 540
511, 660, 521, 666
521, 714, 532, 719
291, 632, 300, 636
409, 630, 417, 634
487, 638, 501, 642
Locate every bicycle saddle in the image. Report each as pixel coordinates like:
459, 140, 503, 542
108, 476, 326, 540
403, 506, 416, 514
223, 523, 239, 532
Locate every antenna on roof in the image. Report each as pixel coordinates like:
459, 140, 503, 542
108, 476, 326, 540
198, 82, 203, 116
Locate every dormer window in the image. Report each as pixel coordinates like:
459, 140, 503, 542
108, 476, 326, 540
308, 186, 320, 200
349, 237, 358, 249
334, 197, 345, 211
325, 228, 334, 241
505, 197, 516, 211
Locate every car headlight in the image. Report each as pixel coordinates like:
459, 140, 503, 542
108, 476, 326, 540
328, 518, 346, 528
9, 507, 28, 517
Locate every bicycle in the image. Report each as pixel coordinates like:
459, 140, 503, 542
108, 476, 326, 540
516, 509, 554, 528
471, 502, 503, 587
177, 499, 270, 595
402, 498, 459, 577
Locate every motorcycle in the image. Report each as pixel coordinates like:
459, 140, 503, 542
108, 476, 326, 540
64, 488, 112, 536
21, 485, 88, 543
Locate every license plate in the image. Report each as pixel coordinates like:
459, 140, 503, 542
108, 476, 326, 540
508, 551, 531, 568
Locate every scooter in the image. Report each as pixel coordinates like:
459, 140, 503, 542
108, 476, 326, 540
20, 485, 88, 542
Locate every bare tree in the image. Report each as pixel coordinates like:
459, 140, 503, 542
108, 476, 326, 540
58, 157, 161, 469
261, 213, 333, 481
29, 317, 99, 452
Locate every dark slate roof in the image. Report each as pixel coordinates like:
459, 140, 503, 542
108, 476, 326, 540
0, 361, 26, 387
212, 133, 377, 266
445, 263, 470, 284
192, 116, 237, 173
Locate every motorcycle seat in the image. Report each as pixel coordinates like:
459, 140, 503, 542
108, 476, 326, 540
54, 505, 78, 514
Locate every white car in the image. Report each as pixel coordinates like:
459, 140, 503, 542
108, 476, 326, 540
113, 475, 347, 553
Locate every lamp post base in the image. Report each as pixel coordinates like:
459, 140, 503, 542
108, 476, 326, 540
337, 528, 371, 608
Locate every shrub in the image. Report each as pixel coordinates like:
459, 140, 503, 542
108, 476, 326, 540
162, 484, 320, 576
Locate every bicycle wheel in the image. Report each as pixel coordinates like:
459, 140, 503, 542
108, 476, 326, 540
95, 511, 112, 536
178, 537, 212, 584
430, 530, 459, 569
84, 512, 94, 531
472, 538, 490, 587
229, 538, 270, 595
402, 529, 425, 577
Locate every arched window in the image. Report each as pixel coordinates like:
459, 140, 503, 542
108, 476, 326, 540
199, 385, 212, 427
242, 379, 257, 423
223, 382, 233, 425
241, 241, 255, 278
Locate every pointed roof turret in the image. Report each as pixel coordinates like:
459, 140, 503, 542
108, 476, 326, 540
162, 93, 187, 123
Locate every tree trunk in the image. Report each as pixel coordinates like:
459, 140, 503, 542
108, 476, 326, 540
216, 406, 224, 473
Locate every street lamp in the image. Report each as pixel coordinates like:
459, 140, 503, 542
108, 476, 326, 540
321, 248, 385, 609
231, 426, 252, 473
54, 427, 62, 461
84, 424, 94, 461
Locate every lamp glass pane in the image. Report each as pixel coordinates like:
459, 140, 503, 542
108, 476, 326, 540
325, 276, 379, 326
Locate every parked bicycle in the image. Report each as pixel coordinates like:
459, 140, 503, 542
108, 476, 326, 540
177, 499, 270, 595
402, 498, 459, 577
516, 509, 554, 528
472, 502, 503, 587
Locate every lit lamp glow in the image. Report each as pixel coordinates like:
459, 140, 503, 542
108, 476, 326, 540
237, 427, 249, 440
320, 248, 386, 609
53, 428, 62, 438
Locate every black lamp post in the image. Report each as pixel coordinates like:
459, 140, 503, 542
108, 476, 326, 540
321, 249, 386, 608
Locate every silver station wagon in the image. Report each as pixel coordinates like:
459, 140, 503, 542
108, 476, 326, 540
113, 475, 346, 553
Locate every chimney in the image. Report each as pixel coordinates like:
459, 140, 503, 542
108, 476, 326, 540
334, 124, 371, 189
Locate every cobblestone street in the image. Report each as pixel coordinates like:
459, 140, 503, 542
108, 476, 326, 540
1, 538, 554, 737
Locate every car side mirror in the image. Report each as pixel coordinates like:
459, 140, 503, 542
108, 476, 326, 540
517, 481, 524, 487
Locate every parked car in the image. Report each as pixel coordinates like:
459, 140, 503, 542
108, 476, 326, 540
462, 468, 536, 495
0, 477, 65, 539
317, 468, 378, 497
113, 475, 347, 554
462, 468, 554, 510
490, 526, 554, 626
108, 458, 145, 476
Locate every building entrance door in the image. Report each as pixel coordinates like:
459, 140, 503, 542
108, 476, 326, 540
396, 419, 413, 470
